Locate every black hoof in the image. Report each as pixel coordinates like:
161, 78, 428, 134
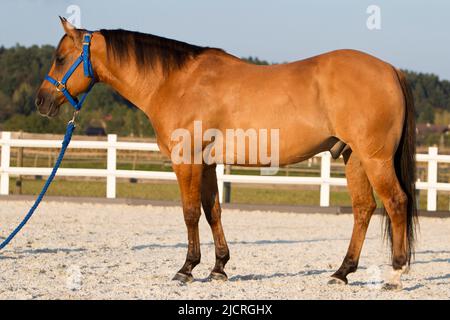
172, 272, 194, 283
209, 271, 228, 281
382, 282, 402, 291
328, 274, 348, 285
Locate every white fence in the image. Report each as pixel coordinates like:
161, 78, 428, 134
1, 132, 450, 211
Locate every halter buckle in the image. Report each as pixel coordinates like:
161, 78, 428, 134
82, 33, 92, 46
55, 81, 66, 92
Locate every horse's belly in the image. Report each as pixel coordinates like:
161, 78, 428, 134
205, 125, 331, 167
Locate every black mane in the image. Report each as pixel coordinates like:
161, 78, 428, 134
99, 29, 220, 75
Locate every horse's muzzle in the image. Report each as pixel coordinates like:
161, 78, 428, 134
35, 90, 59, 117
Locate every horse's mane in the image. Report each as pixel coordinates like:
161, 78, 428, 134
99, 29, 221, 75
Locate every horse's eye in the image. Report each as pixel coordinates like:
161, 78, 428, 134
55, 56, 65, 65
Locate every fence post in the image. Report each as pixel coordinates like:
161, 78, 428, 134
0, 132, 11, 195
223, 165, 231, 203
320, 152, 331, 207
427, 147, 438, 211
107, 134, 117, 199
216, 164, 225, 203
16, 131, 23, 195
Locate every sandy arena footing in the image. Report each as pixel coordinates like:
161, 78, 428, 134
0, 201, 449, 299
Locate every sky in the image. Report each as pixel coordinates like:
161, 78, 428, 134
0, 0, 449, 80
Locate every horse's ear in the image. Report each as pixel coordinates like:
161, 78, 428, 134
59, 16, 80, 42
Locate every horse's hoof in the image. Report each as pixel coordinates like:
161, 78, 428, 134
328, 276, 348, 285
209, 271, 228, 281
382, 282, 402, 291
172, 272, 194, 283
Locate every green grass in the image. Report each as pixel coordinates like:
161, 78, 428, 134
10, 178, 181, 201
230, 186, 351, 206
8, 178, 450, 211
11, 157, 173, 172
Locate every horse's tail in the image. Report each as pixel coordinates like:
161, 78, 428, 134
384, 68, 418, 265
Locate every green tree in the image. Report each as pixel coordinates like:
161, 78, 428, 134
12, 82, 35, 115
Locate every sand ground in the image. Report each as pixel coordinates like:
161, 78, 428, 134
0, 201, 449, 299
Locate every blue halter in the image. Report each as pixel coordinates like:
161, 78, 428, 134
0, 32, 96, 251
44, 32, 95, 111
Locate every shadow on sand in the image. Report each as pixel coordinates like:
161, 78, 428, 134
132, 238, 353, 251
16, 247, 87, 255
0, 247, 86, 260
425, 274, 450, 281
192, 269, 332, 283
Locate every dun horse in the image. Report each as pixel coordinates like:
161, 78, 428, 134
36, 18, 418, 290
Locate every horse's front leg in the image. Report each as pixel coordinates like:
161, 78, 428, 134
172, 163, 203, 283
201, 164, 230, 280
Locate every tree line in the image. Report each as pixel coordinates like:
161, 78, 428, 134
1, 45, 449, 138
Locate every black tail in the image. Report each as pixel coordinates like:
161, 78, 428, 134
384, 68, 418, 265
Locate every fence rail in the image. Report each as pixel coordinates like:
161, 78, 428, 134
1, 132, 450, 211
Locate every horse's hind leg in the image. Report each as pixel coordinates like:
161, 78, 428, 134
329, 150, 376, 285
201, 164, 230, 280
172, 164, 203, 283
362, 158, 409, 290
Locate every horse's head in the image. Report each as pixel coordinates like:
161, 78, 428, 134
36, 17, 95, 117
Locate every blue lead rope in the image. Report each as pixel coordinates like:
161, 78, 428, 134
0, 122, 75, 250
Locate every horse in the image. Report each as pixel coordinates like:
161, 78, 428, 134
36, 17, 418, 290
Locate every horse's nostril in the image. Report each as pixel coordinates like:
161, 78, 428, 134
35, 97, 43, 108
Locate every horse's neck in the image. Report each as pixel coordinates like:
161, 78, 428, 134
94, 55, 164, 112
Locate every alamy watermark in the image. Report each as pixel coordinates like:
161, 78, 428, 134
66, 4, 81, 28
366, 5, 381, 30
365, 264, 383, 290
170, 121, 280, 174
66, 265, 82, 291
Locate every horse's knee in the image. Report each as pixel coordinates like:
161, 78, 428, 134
183, 206, 201, 226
